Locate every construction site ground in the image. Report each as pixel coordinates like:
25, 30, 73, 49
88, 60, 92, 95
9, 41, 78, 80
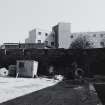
0, 76, 102, 105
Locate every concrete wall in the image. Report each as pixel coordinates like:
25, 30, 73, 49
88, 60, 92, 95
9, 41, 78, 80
1, 48, 105, 76
58, 22, 71, 49
25, 29, 37, 43
53, 22, 71, 49
35, 28, 49, 43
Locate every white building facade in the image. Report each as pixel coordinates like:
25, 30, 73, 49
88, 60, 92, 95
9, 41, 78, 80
25, 22, 71, 49
70, 31, 105, 48
25, 28, 55, 48
25, 22, 105, 49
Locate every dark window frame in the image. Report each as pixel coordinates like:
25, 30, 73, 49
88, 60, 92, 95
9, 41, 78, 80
38, 32, 41, 35
100, 41, 104, 46
70, 35, 74, 38
38, 40, 41, 43
45, 33, 48, 36
93, 34, 96, 37
51, 42, 54, 46
19, 62, 24, 68
100, 34, 104, 37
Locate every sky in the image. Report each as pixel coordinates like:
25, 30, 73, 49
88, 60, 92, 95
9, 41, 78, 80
0, 0, 105, 44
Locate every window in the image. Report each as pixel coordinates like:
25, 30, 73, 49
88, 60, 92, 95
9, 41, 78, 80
45, 41, 48, 45
38, 40, 41, 43
38, 32, 41, 35
51, 42, 54, 46
100, 34, 104, 37
70, 35, 73, 38
86, 42, 89, 46
93, 34, 96, 37
100, 41, 104, 46
4, 71, 6, 74
45, 33, 48, 36
19, 62, 24, 68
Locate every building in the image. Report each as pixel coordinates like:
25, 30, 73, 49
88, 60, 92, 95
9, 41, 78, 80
19, 43, 46, 49
25, 22, 71, 49
25, 28, 50, 43
16, 60, 38, 78
52, 22, 71, 49
25, 28, 55, 48
0, 43, 19, 49
0, 43, 46, 49
70, 31, 105, 48
25, 23, 105, 49
2, 22, 105, 50
1, 22, 71, 49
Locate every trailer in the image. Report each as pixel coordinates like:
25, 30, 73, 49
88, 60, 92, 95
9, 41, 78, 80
16, 60, 38, 78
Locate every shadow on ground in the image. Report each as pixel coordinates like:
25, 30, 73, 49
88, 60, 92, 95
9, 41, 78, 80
94, 83, 105, 105
1, 80, 99, 105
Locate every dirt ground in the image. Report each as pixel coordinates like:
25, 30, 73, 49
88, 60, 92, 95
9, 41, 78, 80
0, 77, 102, 105
0, 77, 59, 103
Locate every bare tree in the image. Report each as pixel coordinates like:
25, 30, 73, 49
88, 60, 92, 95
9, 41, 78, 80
69, 35, 94, 49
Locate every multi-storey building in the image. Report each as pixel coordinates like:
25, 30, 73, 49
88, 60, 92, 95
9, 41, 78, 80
25, 28, 55, 48
2, 22, 105, 50
52, 22, 71, 49
70, 31, 105, 48
25, 22, 71, 49
25, 28, 49, 43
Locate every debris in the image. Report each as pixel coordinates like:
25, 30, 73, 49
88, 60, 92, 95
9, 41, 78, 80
54, 75, 64, 81
0, 68, 8, 76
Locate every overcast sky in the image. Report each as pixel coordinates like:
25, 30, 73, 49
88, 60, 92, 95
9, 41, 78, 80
0, 0, 105, 44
